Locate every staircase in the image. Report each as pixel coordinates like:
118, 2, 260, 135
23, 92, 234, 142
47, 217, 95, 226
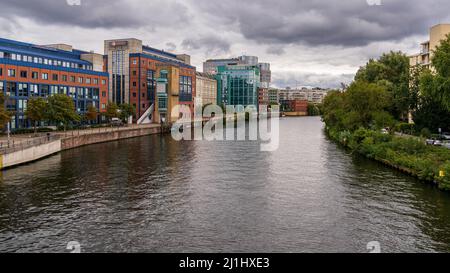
137, 103, 155, 124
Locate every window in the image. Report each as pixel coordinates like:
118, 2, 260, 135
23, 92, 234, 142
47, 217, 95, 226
18, 99, 27, 112
8, 69, 16, 77
50, 86, 58, 95
93, 78, 98, 85
59, 86, 67, 95
132, 70, 137, 76
0, 51, 4, 58
86, 78, 91, 84
69, 87, 76, 98
30, 84, 39, 96
0, 68, 2, 76
179, 75, 192, 102
70, 76, 76, 82
101, 103, 106, 110
77, 87, 84, 98
52, 74, 58, 81
102, 91, 107, 97
20, 71, 27, 78
78, 77, 83, 84
32, 72, 39, 79
18, 83, 28, 97
62, 75, 68, 81
42, 73, 49, 80
102, 79, 106, 85
133, 59, 137, 65
6, 82, 17, 97
132, 82, 137, 87
40, 85, 49, 97
0, 82, 3, 94
133, 92, 136, 98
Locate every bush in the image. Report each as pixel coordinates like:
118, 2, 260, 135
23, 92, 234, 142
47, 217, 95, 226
420, 128, 432, 138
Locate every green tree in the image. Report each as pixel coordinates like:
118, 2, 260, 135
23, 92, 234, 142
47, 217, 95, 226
118, 103, 136, 122
413, 34, 450, 132
85, 104, 99, 124
354, 51, 410, 120
25, 97, 47, 135
106, 102, 119, 121
47, 94, 80, 131
0, 93, 12, 129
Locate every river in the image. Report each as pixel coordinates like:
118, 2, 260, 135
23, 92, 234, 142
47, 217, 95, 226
1, 117, 450, 253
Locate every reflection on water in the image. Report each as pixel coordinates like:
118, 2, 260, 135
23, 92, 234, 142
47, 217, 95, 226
0, 117, 450, 253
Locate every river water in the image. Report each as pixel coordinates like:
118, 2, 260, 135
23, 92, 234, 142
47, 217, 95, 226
0, 117, 449, 253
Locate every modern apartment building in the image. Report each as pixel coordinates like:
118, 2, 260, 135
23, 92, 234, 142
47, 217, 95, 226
196, 72, 217, 106
104, 38, 196, 122
0, 38, 108, 130
216, 65, 260, 108
278, 88, 328, 104
268, 88, 280, 104
409, 24, 450, 70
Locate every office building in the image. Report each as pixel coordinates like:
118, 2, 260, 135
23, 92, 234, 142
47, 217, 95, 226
104, 38, 196, 123
0, 38, 108, 130
196, 72, 217, 106
216, 65, 260, 108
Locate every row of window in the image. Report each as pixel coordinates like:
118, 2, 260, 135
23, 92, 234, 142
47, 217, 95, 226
0, 68, 106, 85
6, 98, 98, 114
0, 81, 104, 100
0, 51, 93, 70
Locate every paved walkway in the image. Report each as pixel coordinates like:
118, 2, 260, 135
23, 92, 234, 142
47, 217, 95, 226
0, 124, 161, 154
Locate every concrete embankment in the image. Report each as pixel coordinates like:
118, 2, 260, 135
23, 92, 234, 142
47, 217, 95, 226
0, 125, 162, 170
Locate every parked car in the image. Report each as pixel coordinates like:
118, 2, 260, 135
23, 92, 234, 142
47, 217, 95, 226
426, 138, 443, 146
442, 132, 450, 140
111, 118, 124, 127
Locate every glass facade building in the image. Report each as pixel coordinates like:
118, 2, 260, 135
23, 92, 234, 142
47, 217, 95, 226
216, 65, 260, 107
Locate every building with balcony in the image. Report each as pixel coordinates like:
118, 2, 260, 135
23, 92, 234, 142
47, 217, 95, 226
215, 65, 260, 108
104, 38, 196, 123
268, 88, 280, 104
195, 72, 217, 106
0, 38, 108, 130
409, 24, 450, 70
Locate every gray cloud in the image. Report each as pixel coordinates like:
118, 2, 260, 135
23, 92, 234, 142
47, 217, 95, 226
193, 0, 450, 46
267, 46, 286, 55
165, 42, 177, 52
182, 36, 231, 55
272, 71, 354, 89
0, 0, 189, 29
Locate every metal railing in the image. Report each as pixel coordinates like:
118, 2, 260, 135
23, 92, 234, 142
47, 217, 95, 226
0, 135, 61, 155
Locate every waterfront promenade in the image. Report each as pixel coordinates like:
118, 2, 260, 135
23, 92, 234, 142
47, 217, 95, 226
0, 124, 162, 169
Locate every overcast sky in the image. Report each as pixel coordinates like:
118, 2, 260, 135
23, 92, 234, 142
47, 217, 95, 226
1, 0, 449, 88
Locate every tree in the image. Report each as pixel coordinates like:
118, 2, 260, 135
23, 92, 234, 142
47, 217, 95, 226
322, 82, 393, 132
25, 97, 47, 135
413, 34, 450, 132
0, 93, 12, 129
105, 102, 119, 121
118, 103, 136, 123
46, 94, 80, 131
85, 104, 98, 124
354, 51, 410, 120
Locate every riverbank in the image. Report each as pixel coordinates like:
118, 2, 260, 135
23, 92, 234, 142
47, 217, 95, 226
326, 127, 450, 191
0, 124, 162, 170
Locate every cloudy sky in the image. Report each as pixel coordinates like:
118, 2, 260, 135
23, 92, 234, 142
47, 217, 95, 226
1, 0, 449, 88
